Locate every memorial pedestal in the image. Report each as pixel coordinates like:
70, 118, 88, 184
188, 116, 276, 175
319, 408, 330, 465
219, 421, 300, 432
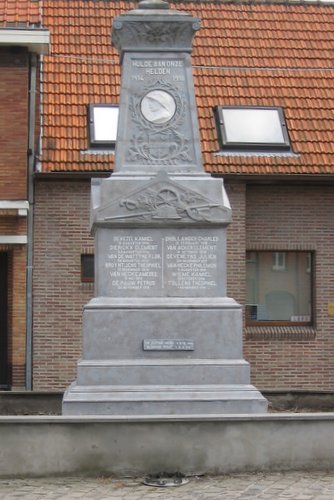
63, 175, 267, 415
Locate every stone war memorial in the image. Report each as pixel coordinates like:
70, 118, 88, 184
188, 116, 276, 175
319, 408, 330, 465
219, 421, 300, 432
62, 0, 267, 415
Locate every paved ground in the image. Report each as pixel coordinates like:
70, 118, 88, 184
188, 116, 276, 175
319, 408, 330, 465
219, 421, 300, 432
1, 471, 334, 499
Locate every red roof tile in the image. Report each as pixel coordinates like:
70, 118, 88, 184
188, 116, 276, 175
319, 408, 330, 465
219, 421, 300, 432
0, 0, 40, 27
40, 1, 334, 176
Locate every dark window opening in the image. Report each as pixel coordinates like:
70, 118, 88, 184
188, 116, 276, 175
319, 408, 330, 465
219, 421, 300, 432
81, 254, 94, 282
0, 252, 10, 389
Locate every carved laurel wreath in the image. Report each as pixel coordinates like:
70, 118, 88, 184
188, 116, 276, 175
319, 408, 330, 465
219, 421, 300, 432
127, 79, 191, 164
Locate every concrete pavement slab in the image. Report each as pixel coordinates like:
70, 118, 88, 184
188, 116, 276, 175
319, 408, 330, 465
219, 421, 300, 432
1, 471, 334, 499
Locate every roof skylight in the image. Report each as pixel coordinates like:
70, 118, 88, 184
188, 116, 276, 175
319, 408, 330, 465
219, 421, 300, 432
88, 104, 119, 146
215, 106, 291, 151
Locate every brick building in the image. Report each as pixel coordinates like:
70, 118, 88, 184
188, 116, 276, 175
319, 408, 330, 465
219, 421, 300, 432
30, 1, 334, 392
0, 1, 49, 389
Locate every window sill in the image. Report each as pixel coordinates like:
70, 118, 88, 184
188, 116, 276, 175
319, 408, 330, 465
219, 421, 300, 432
80, 281, 94, 289
214, 150, 299, 158
80, 149, 115, 156
245, 325, 316, 341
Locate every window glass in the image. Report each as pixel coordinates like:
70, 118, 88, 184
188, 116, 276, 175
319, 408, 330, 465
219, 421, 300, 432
222, 108, 285, 144
89, 104, 119, 146
272, 252, 286, 271
246, 251, 312, 324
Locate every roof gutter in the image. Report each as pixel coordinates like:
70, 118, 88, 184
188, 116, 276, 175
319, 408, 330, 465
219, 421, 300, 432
212, 173, 334, 185
0, 28, 50, 55
33, 171, 334, 185
34, 171, 111, 180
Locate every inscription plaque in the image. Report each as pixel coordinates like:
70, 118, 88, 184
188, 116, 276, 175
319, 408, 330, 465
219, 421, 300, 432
131, 58, 185, 83
143, 339, 195, 351
101, 228, 223, 296
165, 235, 218, 290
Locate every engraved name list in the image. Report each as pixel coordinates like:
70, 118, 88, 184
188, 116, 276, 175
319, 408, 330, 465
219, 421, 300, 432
103, 232, 220, 295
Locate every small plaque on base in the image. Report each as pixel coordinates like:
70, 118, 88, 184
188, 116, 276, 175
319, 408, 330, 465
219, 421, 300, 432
143, 339, 195, 351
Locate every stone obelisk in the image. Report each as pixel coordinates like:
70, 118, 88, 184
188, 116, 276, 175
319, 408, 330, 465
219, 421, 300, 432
62, 0, 267, 415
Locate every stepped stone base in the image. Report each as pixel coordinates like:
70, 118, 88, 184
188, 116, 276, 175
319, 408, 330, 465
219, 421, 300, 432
62, 297, 268, 416
62, 383, 268, 415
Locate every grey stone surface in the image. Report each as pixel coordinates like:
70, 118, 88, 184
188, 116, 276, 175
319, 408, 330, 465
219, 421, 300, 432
82, 301, 243, 359
1, 414, 334, 477
76, 361, 250, 385
62, 386, 267, 415
62, 1, 266, 416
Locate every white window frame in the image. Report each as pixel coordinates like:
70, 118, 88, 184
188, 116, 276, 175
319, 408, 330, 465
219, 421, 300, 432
272, 252, 286, 271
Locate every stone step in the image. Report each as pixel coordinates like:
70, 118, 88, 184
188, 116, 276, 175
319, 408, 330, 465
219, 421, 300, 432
62, 383, 268, 415
76, 358, 250, 385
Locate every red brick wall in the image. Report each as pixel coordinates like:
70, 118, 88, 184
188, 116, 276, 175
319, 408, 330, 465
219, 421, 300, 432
33, 180, 94, 390
0, 47, 30, 388
0, 48, 29, 200
33, 179, 334, 392
244, 184, 334, 390
225, 182, 246, 306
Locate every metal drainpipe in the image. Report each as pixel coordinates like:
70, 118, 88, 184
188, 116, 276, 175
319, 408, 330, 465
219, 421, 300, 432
26, 52, 37, 391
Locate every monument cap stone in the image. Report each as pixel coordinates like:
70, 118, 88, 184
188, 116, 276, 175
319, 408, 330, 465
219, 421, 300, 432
138, 0, 169, 9
112, 6, 200, 58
